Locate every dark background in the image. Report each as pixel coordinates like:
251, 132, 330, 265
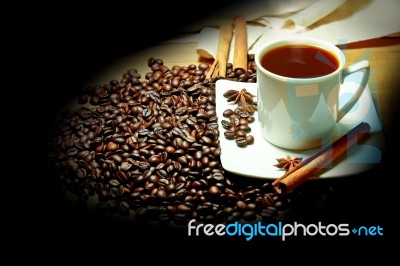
19, 0, 397, 261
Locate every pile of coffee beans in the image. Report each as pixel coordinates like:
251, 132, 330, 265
221, 106, 256, 147
47, 55, 293, 225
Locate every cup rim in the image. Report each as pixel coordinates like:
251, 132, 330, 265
255, 36, 345, 82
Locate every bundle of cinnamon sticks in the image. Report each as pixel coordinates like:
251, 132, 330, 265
206, 16, 248, 79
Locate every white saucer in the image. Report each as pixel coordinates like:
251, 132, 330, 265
215, 72, 385, 179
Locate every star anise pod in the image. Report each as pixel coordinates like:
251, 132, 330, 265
223, 88, 257, 113
274, 155, 302, 171
223, 89, 240, 98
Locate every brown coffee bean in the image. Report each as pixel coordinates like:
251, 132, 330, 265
236, 200, 247, 211
106, 142, 118, 151
155, 189, 168, 199
235, 137, 247, 146
235, 130, 246, 138
209, 186, 221, 195
224, 130, 236, 139
223, 109, 234, 117
242, 210, 256, 221
245, 135, 254, 144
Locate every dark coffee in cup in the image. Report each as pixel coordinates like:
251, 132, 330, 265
255, 37, 370, 149
260, 44, 340, 78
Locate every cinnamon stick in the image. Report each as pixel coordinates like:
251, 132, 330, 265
233, 16, 248, 72
205, 23, 233, 79
272, 122, 371, 195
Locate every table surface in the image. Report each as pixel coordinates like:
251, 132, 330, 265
87, 37, 400, 140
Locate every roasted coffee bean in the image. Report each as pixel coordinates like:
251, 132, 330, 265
235, 130, 247, 138
247, 116, 255, 123
106, 142, 118, 151
246, 203, 257, 210
66, 147, 79, 156
242, 210, 256, 221
76, 168, 86, 179
221, 120, 231, 129
213, 172, 224, 181
209, 185, 221, 195
238, 125, 251, 132
110, 154, 123, 164
155, 189, 168, 199
260, 182, 273, 193
260, 209, 276, 223
236, 200, 247, 211
226, 215, 239, 223
230, 116, 240, 126
239, 118, 249, 126
245, 135, 254, 144
235, 137, 247, 146
223, 109, 234, 117
224, 130, 236, 139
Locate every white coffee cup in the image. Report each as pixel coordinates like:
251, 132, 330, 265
255, 36, 370, 150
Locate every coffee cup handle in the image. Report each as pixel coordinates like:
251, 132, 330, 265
337, 60, 370, 122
